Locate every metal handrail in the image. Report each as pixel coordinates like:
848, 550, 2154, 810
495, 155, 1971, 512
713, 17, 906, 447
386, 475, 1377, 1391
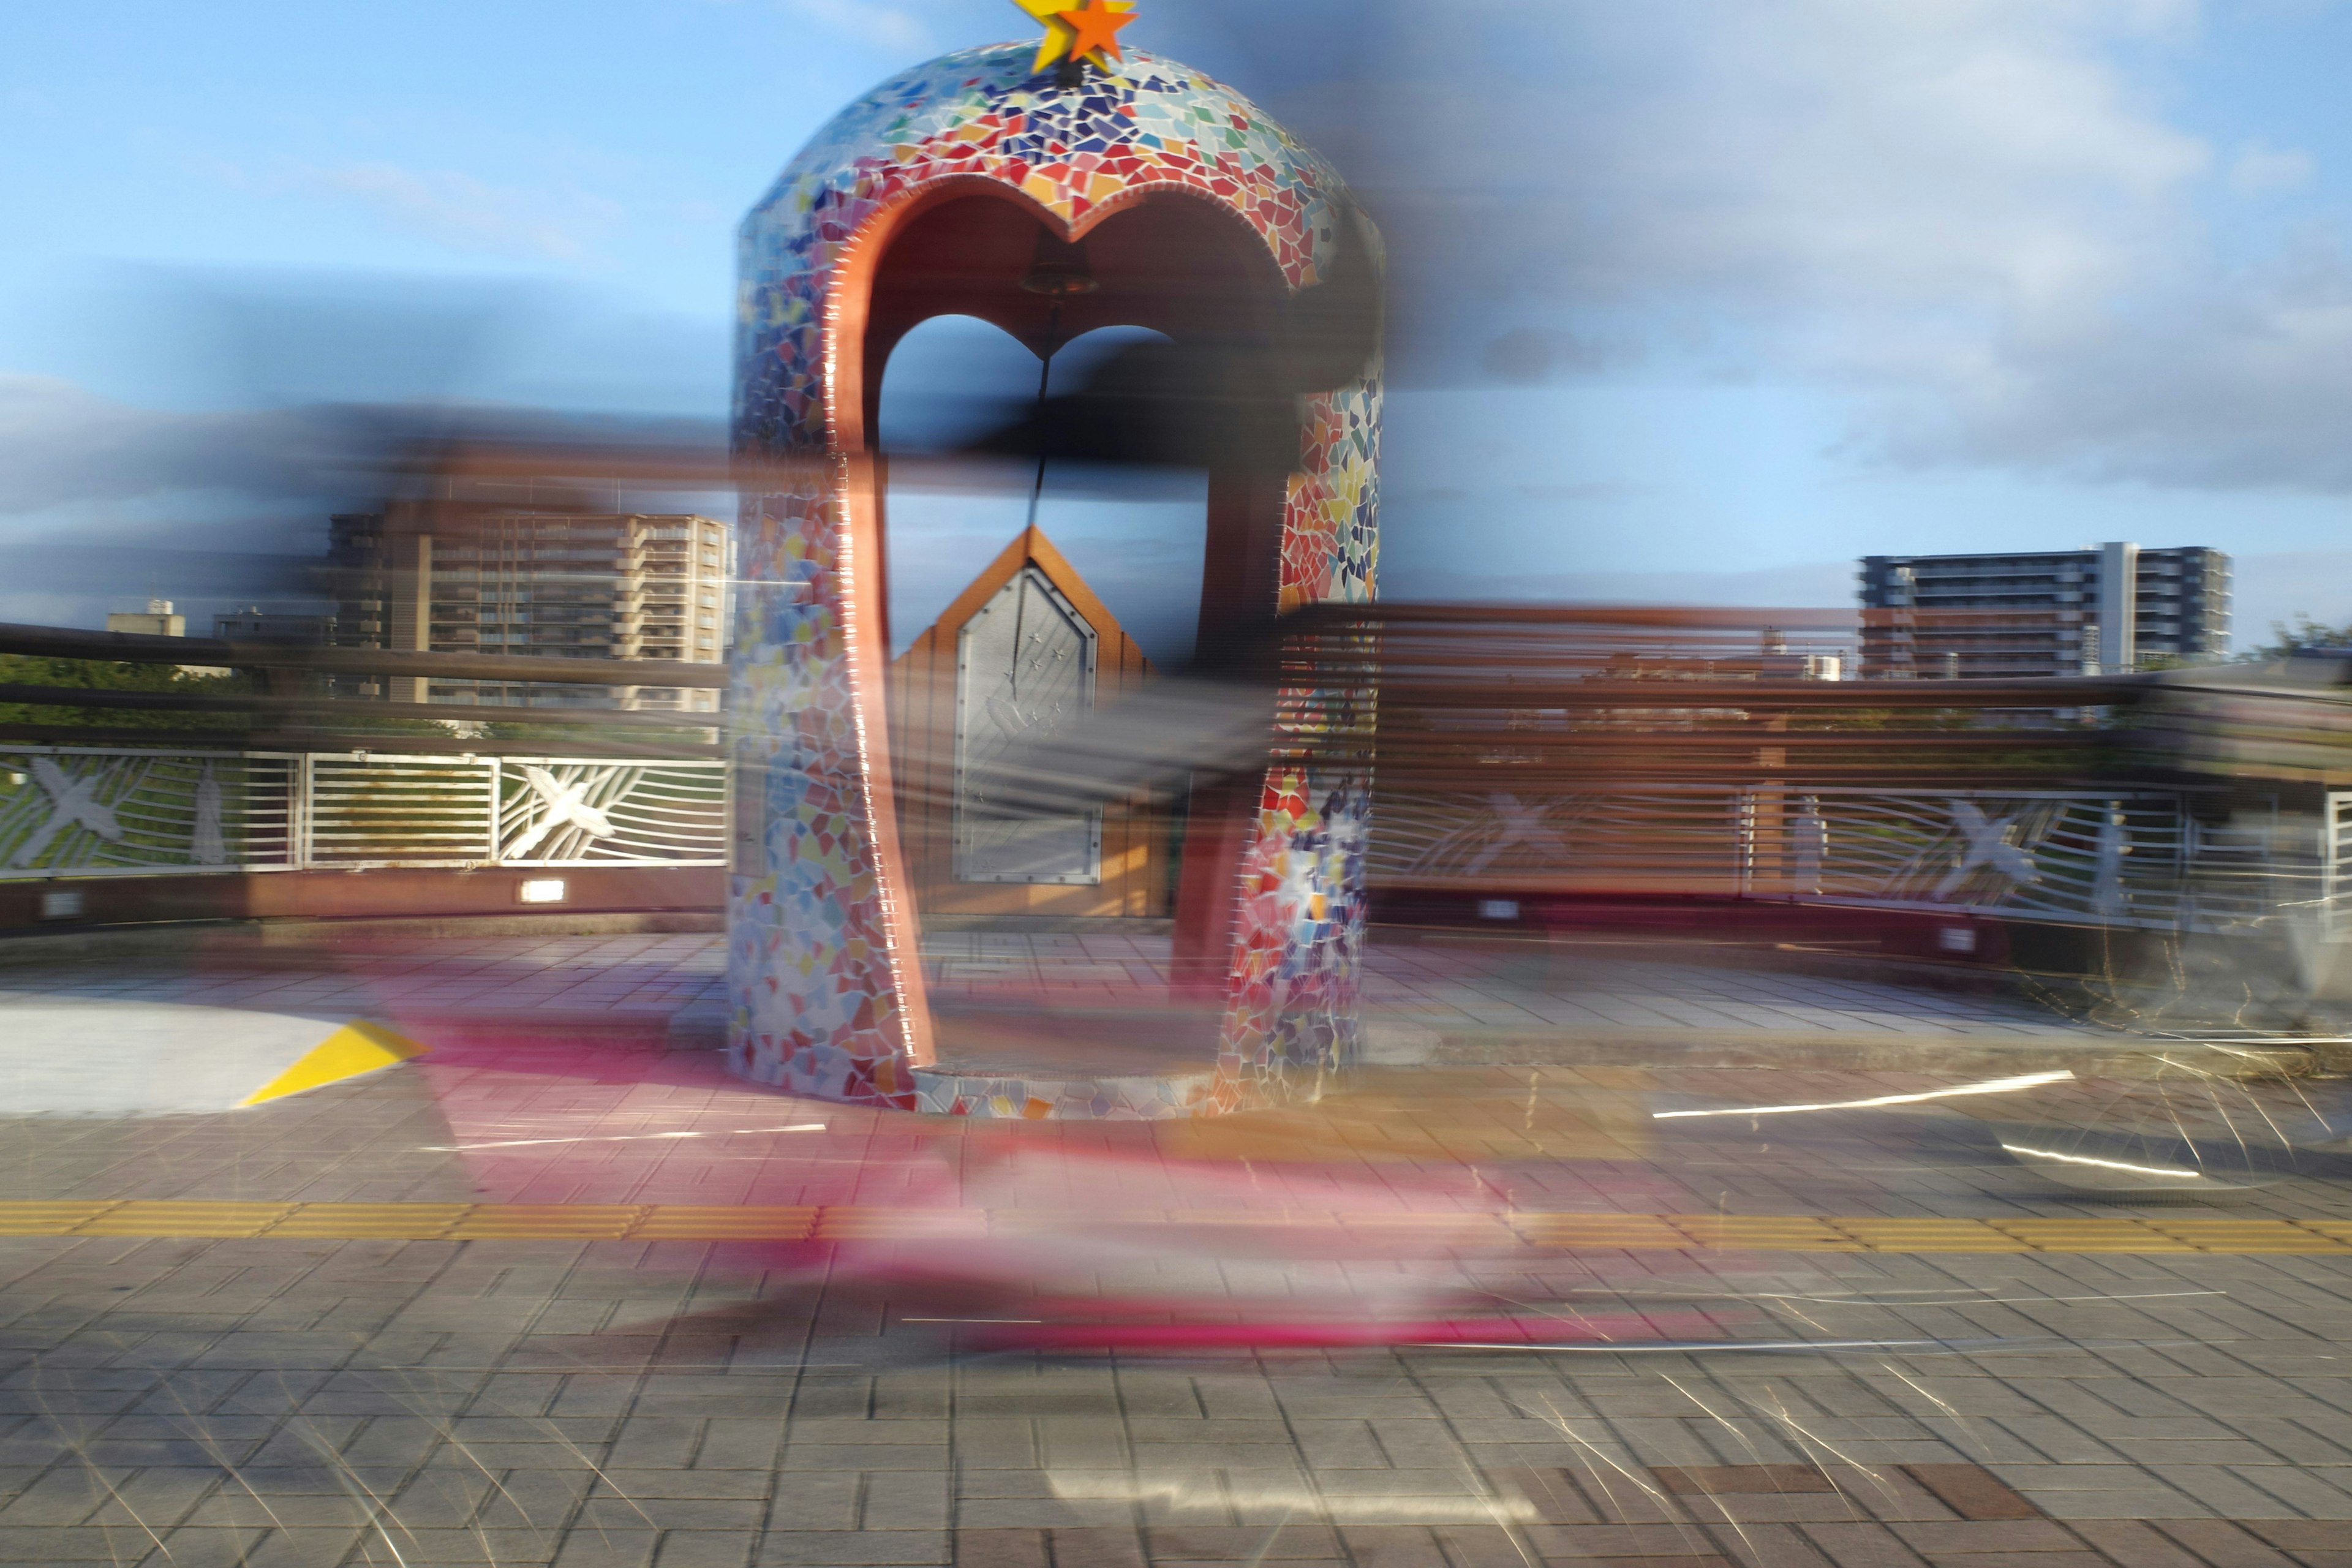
0, 620, 728, 689
0, 725, 723, 761
0, 683, 718, 731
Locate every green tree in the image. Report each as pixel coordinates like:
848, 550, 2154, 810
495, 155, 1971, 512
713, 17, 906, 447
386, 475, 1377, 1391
0, 655, 257, 730
2236, 616, 2352, 663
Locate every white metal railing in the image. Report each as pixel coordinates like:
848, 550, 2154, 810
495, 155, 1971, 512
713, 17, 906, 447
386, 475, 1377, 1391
0, 747, 726, 877
1371, 785, 2335, 935
2327, 791, 2352, 935
6, 744, 2337, 937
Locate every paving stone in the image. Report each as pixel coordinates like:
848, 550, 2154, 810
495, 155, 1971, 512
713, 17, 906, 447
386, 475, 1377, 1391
1980, 1418, 2132, 1466
612, 1415, 707, 1468
598, 1469, 775, 1502
951, 1527, 1047, 1568
1675, 1493, 1871, 1526
788, 1446, 965, 1474
754, 1529, 952, 1565
2012, 1488, 2211, 1521
1509, 1521, 1712, 1556
2237, 1517, 2352, 1553
1653, 1463, 1838, 1494
858, 1473, 948, 1533
658, 1533, 760, 1568
1332, 1526, 1447, 1568
0, 1469, 105, 1527
0, 1525, 160, 1561
126, 1527, 278, 1567
181, 1492, 382, 1528
701, 1420, 788, 1471
2227, 1461, 2352, 1518
1795, 1522, 1933, 1568
1482, 1464, 1602, 1525
2059, 1519, 2210, 1567
1898, 1464, 2044, 1520
1140, 1525, 1338, 1559
553, 1529, 662, 1567
582, 1498, 766, 1532
764, 1474, 864, 1532
1404, 1524, 1534, 1568
15, 934, 2352, 1567
1886, 1520, 2085, 1555
2139, 1464, 2316, 1520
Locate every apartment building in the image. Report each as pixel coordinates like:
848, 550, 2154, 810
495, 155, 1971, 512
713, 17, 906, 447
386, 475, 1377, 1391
214, 608, 337, 644
105, 599, 185, 637
1858, 543, 2231, 678
329, 505, 728, 711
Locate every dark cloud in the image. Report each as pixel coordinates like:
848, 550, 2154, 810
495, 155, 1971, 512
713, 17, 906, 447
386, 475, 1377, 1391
72, 268, 726, 416
1480, 329, 1553, 385
0, 376, 335, 519
1479, 328, 1623, 384
0, 377, 724, 529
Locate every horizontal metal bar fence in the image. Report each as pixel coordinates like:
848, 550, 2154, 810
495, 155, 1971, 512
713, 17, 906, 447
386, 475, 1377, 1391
1369, 784, 2335, 937
4, 744, 2337, 941
0, 746, 726, 877
2329, 792, 2352, 935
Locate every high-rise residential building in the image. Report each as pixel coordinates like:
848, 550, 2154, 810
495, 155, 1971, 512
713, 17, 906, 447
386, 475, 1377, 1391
106, 599, 185, 637
214, 608, 337, 644
1857, 543, 2231, 679
329, 504, 729, 711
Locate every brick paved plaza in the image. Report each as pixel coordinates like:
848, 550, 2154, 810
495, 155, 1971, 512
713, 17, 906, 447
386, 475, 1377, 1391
6, 928, 2352, 1566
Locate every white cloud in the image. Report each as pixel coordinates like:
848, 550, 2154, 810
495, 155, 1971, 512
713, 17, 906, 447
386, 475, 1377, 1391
785, 0, 934, 55
311, 164, 624, 263
2227, 141, 2316, 194
1359, 1, 2204, 322
1308, 0, 2352, 491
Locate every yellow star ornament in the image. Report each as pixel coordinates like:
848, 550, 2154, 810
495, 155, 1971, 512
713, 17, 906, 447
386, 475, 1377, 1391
1011, 0, 1137, 74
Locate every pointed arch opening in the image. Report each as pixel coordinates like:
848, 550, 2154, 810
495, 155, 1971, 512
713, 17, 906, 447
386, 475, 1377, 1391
847, 187, 1299, 940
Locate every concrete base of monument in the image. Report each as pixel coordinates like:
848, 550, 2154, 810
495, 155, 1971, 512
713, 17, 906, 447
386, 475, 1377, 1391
911, 1063, 1225, 1119
910, 997, 1343, 1120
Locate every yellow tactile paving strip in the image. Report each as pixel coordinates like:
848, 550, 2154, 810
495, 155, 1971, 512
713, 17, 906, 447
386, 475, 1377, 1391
4, 1202, 2352, 1253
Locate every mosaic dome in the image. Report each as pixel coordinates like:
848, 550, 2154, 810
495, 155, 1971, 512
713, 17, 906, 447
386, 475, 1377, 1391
736, 43, 1358, 454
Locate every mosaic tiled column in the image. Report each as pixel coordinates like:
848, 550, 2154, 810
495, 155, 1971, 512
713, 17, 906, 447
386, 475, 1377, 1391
728, 462, 931, 1107
727, 42, 1379, 1114
1207, 372, 1383, 1109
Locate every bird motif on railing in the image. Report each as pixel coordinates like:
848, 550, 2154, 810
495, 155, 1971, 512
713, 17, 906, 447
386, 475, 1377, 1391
10, 758, 123, 869
503, 765, 620, 860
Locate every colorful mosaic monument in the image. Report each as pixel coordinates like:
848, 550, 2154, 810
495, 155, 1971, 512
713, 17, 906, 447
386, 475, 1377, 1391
726, 32, 1381, 1117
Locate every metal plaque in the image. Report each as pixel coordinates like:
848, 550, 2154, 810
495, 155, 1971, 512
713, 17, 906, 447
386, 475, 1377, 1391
952, 566, 1101, 884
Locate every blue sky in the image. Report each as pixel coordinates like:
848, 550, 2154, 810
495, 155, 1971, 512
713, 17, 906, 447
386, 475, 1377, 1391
5, 1, 2352, 646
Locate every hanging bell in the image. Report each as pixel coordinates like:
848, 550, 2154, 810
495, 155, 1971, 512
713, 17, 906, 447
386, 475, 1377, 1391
1020, 228, 1098, 296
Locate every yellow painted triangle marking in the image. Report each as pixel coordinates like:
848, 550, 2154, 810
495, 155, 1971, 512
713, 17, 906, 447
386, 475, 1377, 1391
237, 1021, 426, 1107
